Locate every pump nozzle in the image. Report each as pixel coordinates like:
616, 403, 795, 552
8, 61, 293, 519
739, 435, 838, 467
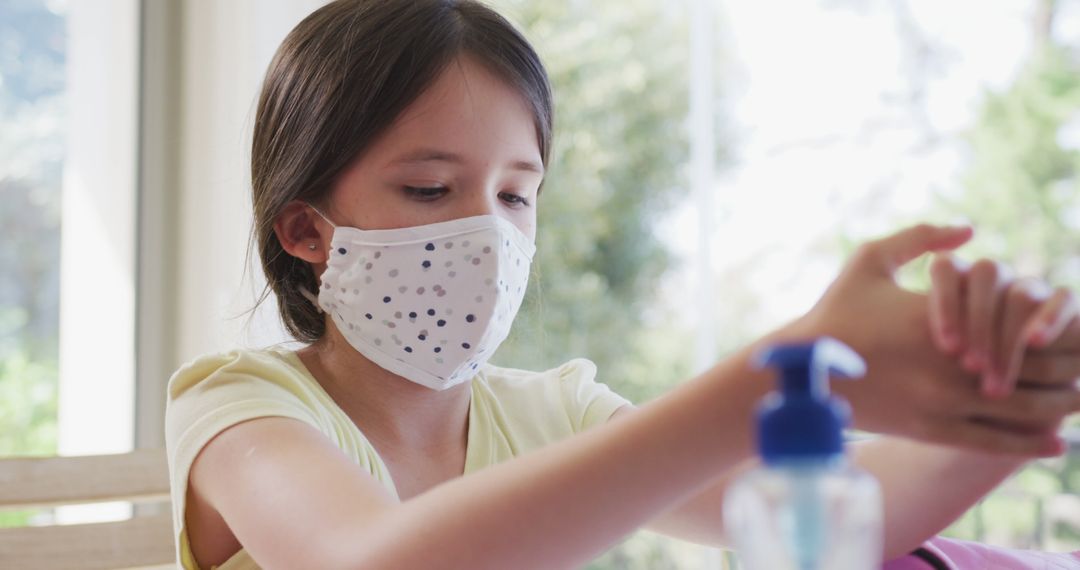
755, 337, 865, 399
752, 337, 866, 464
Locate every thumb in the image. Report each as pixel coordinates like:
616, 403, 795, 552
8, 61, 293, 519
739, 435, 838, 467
855, 223, 974, 279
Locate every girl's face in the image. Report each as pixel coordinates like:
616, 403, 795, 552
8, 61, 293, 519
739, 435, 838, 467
323, 55, 544, 240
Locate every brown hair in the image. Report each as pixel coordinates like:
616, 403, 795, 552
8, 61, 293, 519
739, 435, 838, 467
251, 0, 553, 342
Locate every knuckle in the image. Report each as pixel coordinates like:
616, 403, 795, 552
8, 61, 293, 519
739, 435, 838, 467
913, 375, 942, 398
1045, 398, 1070, 419
851, 243, 878, 265
967, 309, 989, 334
1019, 278, 1053, 302
1056, 286, 1078, 308
1015, 395, 1042, 416
1028, 358, 1054, 380
1007, 282, 1041, 310
963, 425, 998, 450
970, 258, 998, 281
911, 223, 936, 240
1004, 436, 1038, 456
1033, 417, 1065, 432
922, 378, 965, 408
1048, 358, 1067, 380
930, 255, 958, 280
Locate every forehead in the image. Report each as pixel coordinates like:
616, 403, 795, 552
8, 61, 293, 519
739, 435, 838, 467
366, 56, 542, 165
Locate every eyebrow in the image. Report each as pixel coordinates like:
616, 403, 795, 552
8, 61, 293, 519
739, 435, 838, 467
389, 149, 545, 174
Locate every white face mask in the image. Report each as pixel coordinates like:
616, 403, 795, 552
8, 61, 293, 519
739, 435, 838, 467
308, 207, 535, 390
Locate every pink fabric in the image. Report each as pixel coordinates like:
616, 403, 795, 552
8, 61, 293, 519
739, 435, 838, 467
882, 537, 1080, 569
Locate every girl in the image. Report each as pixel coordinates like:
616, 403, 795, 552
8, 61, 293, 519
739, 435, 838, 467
165, 1, 1080, 568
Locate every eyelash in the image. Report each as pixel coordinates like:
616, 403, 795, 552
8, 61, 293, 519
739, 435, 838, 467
403, 186, 531, 208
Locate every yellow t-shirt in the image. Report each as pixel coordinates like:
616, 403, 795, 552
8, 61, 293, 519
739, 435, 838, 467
165, 348, 631, 570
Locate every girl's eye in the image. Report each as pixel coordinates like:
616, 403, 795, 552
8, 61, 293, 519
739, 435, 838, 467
403, 186, 447, 200
499, 192, 531, 208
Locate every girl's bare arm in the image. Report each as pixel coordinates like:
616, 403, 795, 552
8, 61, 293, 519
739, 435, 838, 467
192, 224, 1076, 568
190, 340, 773, 569
639, 430, 1024, 560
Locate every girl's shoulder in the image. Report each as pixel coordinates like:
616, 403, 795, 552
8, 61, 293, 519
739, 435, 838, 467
481, 357, 599, 388
479, 357, 630, 434
166, 347, 306, 399
164, 347, 330, 447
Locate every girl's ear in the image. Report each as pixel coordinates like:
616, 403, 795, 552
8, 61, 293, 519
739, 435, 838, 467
274, 200, 330, 263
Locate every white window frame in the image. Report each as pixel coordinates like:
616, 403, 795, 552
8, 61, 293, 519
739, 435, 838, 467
58, 0, 140, 460
56, 0, 140, 524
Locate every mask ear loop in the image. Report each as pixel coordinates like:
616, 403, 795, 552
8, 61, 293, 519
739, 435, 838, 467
298, 203, 337, 314
307, 203, 338, 228
298, 285, 324, 313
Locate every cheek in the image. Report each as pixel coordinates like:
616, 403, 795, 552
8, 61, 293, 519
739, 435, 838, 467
329, 185, 414, 230
510, 213, 536, 241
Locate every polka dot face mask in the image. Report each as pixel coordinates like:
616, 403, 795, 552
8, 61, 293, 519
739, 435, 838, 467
311, 208, 535, 391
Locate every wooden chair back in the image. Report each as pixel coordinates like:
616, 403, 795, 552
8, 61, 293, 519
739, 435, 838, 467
0, 449, 174, 569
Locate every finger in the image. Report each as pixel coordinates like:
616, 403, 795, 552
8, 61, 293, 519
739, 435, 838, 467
1038, 312, 1080, 353
969, 386, 1080, 426
853, 224, 974, 280
1026, 287, 1080, 348
922, 417, 1063, 457
965, 259, 1010, 394
1019, 353, 1080, 386
928, 254, 968, 354
995, 279, 1049, 397
972, 416, 1063, 435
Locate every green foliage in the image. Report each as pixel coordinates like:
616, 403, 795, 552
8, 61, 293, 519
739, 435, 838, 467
0, 350, 58, 457
483, 2, 710, 565
932, 44, 1080, 550
487, 0, 697, 404
940, 46, 1080, 285
0, 350, 58, 528
826, 31, 1080, 556
0, 0, 64, 459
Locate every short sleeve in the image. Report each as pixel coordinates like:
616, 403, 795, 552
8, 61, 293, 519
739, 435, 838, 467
164, 350, 322, 568
557, 358, 633, 433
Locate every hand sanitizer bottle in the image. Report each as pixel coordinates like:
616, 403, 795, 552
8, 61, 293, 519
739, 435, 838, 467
724, 337, 882, 570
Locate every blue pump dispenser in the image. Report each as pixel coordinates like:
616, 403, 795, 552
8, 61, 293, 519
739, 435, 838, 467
755, 337, 866, 464
724, 337, 883, 570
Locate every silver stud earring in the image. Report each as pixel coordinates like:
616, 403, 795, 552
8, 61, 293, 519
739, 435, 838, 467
308, 243, 317, 251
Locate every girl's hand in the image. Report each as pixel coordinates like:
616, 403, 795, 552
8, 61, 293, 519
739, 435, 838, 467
797, 224, 1080, 457
928, 253, 1080, 398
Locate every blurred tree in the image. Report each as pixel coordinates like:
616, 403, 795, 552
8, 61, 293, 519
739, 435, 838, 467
0, 0, 64, 456
488, 0, 701, 405
934, 0, 1080, 550
486, 1, 728, 566
808, 0, 1080, 554
0, 0, 65, 527
940, 49, 1080, 287
0, 0, 66, 356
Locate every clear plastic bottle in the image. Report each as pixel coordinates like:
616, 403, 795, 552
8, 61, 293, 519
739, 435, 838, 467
723, 338, 883, 570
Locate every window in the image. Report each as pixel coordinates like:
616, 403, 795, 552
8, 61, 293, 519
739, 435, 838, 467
0, 0, 140, 525
3, 0, 1076, 564
492, 0, 1080, 565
